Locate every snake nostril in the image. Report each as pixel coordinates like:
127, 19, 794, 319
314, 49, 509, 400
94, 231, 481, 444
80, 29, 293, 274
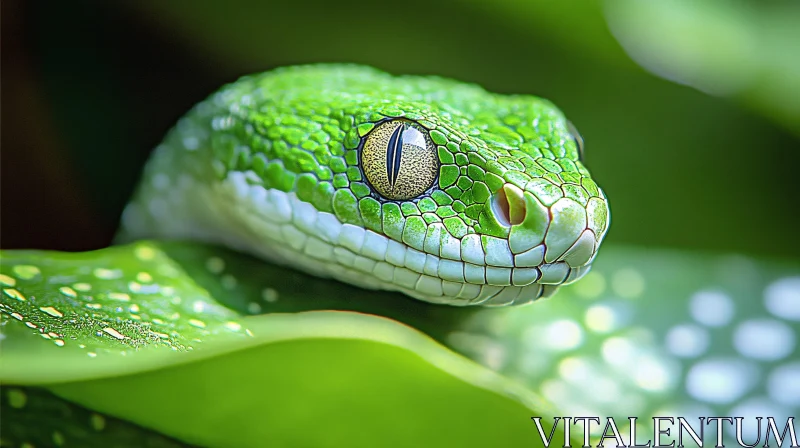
493, 188, 512, 226
491, 183, 526, 227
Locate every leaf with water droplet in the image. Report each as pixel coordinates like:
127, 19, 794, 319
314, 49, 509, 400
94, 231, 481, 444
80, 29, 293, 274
0, 241, 568, 447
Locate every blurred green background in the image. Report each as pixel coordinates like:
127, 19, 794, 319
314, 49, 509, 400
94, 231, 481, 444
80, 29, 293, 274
3, 0, 799, 259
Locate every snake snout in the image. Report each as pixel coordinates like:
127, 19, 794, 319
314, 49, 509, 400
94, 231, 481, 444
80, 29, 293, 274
488, 182, 605, 272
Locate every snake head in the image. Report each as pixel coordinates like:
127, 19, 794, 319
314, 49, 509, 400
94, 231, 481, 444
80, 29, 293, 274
121, 65, 610, 306
348, 93, 610, 306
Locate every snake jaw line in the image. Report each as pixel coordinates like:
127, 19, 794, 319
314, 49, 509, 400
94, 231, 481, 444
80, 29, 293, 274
122, 169, 599, 306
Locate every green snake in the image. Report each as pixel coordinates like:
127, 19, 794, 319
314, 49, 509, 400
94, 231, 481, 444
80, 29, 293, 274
117, 64, 609, 306
1, 64, 609, 443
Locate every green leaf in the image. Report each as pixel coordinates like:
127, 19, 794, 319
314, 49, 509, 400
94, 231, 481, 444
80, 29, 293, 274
0, 242, 246, 383
0, 241, 565, 447
49, 329, 550, 447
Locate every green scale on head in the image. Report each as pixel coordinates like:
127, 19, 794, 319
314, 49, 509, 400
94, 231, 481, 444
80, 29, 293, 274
120, 64, 610, 306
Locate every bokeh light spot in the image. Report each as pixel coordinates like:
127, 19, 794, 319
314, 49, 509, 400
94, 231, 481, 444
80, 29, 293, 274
633, 355, 674, 392
558, 357, 591, 384
665, 323, 709, 358
733, 318, 795, 361
686, 358, 757, 404
601, 336, 636, 367
612, 268, 645, 299
764, 277, 800, 321
689, 290, 734, 327
544, 320, 584, 351
585, 304, 617, 333
767, 362, 800, 406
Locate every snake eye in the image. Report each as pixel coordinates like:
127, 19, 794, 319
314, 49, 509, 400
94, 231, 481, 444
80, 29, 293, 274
361, 119, 438, 200
567, 120, 585, 162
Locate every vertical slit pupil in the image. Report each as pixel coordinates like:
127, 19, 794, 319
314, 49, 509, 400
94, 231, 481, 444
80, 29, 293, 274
386, 123, 405, 188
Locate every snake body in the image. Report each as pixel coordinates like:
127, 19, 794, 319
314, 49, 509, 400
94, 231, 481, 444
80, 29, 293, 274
116, 64, 609, 307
